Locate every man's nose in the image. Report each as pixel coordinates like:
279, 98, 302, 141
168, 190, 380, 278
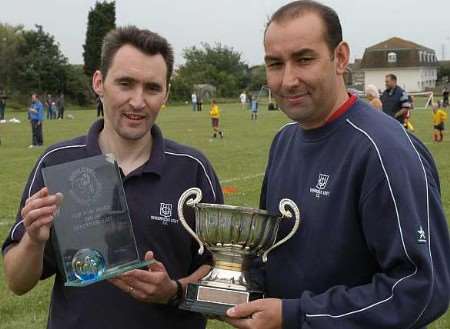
281, 62, 300, 89
129, 88, 145, 110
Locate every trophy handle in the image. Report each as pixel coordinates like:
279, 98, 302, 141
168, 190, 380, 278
262, 198, 301, 263
177, 187, 204, 255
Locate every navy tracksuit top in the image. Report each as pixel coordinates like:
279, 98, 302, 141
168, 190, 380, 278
260, 98, 450, 329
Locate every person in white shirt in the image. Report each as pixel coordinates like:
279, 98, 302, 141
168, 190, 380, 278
239, 92, 247, 109
191, 93, 197, 111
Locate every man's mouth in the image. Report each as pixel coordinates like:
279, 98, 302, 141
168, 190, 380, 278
283, 92, 308, 103
123, 113, 146, 121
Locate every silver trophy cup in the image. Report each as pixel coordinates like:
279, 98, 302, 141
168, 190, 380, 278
177, 187, 300, 316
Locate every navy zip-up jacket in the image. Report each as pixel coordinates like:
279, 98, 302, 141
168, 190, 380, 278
260, 98, 450, 329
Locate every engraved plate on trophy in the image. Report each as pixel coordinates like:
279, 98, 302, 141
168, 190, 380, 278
42, 154, 150, 287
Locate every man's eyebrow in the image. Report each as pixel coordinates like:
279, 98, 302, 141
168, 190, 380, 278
145, 81, 163, 89
291, 49, 316, 57
264, 48, 317, 62
115, 76, 135, 82
264, 55, 280, 63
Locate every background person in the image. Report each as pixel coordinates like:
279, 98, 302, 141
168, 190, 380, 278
196, 94, 203, 112
250, 97, 258, 120
432, 101, 447, 142
0, 96, 6, 120
209, 99, 223, 138
191, 92, 197, 111
239, 91, 247, 109
57, 93, 65, 119
442, 87, 449, 108
403, 94, 415, 131
28, 93, 44, 148
364, 84, 382, 110
380, 73, 411, 125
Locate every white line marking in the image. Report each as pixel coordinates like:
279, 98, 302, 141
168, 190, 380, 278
220, 173, 264, 184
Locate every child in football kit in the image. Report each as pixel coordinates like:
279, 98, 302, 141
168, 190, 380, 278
209, 99, 223, 138
432, 101, 447, 142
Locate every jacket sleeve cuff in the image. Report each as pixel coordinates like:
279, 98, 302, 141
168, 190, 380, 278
282, 298, 303, 329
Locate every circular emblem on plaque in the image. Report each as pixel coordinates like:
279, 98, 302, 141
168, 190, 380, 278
69, 167, 102, 205
72, 248, 106, 282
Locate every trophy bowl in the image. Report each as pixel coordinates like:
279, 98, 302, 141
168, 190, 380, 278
177, 187, 300, 316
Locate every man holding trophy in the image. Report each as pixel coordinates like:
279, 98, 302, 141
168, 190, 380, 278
2, 26, 223, 329
226, 1, 450, 329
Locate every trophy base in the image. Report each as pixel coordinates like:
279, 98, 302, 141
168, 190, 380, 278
180, 282, 264, 316
64, 259, 153, 287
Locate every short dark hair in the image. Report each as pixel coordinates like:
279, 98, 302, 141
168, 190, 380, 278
385, 73, 397, 81
265, 0, 342, 54
100, 26, 174, 86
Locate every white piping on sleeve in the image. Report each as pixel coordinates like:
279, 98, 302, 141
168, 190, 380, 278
402, 128, 434, 325
10, 144, 86, 241
305, 119, 420, 319
164, 151, 217, 201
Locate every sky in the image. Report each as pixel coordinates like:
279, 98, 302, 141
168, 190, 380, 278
1, 0, 450, 67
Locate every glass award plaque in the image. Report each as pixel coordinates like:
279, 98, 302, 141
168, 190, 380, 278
42, 154, 150, 287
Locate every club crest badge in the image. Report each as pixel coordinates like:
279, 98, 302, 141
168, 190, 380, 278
160, 203, 173, 218
316, 174, 330, 190
310, 173, 331, 198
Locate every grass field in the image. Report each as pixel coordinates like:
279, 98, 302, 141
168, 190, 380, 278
0, 100, 449, 328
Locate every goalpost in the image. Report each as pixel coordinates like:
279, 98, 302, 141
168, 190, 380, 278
257, 85, 272, 104
255, 86, 279, 110
408, 91, 434, 109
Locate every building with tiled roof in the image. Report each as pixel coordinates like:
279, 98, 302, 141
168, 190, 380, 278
360, 37, 438, 92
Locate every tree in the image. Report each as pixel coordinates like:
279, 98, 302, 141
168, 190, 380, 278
0, 23, 24, 95
247, 65, 267, 92
63, 64, 92, 105
438, 61, 450, 83
170, 43, 249, 100
14, 25, 68, 95
83, 1, 116, 77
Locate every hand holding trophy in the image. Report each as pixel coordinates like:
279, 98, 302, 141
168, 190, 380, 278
177, 187, 301, 316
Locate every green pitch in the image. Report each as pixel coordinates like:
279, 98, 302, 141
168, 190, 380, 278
0, 101, 448, 328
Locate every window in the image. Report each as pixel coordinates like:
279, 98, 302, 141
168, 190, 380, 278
387, 52, 397, 63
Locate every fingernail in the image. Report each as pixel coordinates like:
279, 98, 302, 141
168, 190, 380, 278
226, 307, 235, 316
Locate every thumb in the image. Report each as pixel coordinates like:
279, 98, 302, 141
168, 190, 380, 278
226, 300, 260, 319
145, 251, 166, 272
144, 251, 154, 261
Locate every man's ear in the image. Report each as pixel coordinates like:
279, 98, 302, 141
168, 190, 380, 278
334, 41, 350, 76
92, 70, 104, 96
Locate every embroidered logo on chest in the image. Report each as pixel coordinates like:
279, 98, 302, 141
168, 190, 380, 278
159, 203, 172, 218
150, 203, 179, 225
309, 173, 331, 198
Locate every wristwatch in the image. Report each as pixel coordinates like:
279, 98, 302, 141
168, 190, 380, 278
167, 280, 183, 307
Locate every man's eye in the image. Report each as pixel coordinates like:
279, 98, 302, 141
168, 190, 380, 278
267, 62, 282, 69
146, 84, 162, 93
297, 57, 313, 64
118, 80, 131, 87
